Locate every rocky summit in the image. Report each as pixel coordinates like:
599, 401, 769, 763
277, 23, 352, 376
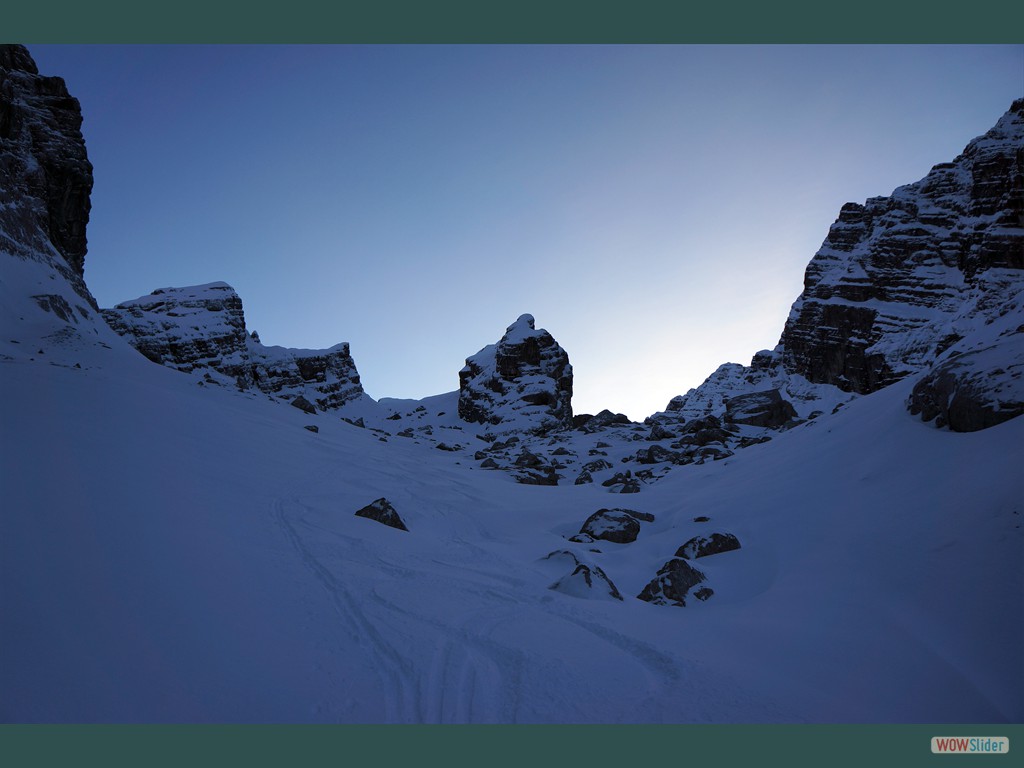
458, 313, 573, 435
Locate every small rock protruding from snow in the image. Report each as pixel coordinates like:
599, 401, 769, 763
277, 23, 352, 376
291, 395, 317, 414
676, 533, 741, 560
354, 497, 408, 532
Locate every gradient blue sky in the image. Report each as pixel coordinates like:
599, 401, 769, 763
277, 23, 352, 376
29, 45, 1023, 419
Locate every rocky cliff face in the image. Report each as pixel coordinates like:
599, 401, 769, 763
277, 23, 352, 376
660, 99, 1024, 433
103, 283, 365, 410
0, 45, 93, 286
0, 45, 123, 366
780, 98, 1023, 394
458, 314, 573, 435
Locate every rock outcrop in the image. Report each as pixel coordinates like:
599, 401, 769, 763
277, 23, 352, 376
102, 283, 365, 410
458, 314, 573, 435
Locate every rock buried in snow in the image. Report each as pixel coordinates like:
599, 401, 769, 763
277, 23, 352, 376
676, 533, 741, 559
543, 550, 623, 601
354, 497, 408, 531
637, 558, 710, 607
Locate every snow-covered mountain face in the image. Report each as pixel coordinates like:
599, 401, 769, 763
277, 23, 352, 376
2, 46, 1022, 724
458, 313, 574, 435
102, 283, 366, 411
661, 98, 1024, 435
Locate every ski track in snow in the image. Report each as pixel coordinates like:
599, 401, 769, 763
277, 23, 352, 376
271, 496, 422, 722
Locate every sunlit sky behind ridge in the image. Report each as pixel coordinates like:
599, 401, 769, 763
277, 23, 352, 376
29, 44, 1024, 420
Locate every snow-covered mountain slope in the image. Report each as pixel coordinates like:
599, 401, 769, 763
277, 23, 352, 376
102, 282, 367, 411
2, 344, 1021, 722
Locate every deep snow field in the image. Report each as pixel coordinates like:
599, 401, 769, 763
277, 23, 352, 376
2, 330, 1021, 723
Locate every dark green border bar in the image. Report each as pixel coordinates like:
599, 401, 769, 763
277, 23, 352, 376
3, 0, 1024, 42
2, 725, 1022, 768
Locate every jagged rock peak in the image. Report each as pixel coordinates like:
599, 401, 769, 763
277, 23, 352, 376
0, 44, 93, 283
458, 313, 573, 435
103, 282, 365, 410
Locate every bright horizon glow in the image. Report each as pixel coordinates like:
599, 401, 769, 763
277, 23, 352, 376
28, 44, 1024, 420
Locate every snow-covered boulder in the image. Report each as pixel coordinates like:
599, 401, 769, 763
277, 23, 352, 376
457, 314, 573, 435
579, 508, 644, 544
676, 533, 741, 560
637, 559, 712, 607
354, 498, 408, 531
543, 550, 623, 601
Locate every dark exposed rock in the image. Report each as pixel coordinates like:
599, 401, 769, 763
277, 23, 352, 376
580, 509, 641, 544
479, 457, 499, 469
647, 423, 676, 441
635, 445, 689, 465
724, 389, 798, 428
514, 449, 544, 467
436, 442, 461, 452
458, 314, 573, 434
291, 395, 317, 414
354, 497, 408, 531
303, 425, 319, 433
578, 410, 632, 433
676, 533, 741, 560
637, 558, 709, 607
582, 458, 614, 474
574, 470, 593, 485
514, 468, 560, 486
693, 516, 710, 523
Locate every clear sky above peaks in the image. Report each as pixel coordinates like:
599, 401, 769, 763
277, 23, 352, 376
28, 44, 1024, 420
